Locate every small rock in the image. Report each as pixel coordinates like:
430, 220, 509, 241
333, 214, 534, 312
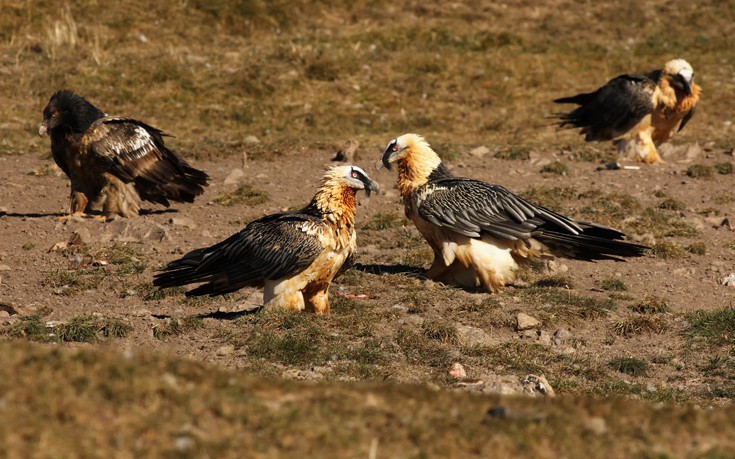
131, 309, 153, 317
144, 224, 171, 242
536, 330, 552, 346
0, 206, 7, 216
332, 139, 360, 162
0, 311, 9, 318
216, 345, 235, 356
521, 374, 555, 397
456, 324, 497, 347
0, 265, 10, 271
516, 312, 540, 331
449, 362, 467, 379
282, 368, 324, 381
583, 417, 608, 435
169, 217, 197, 229
243, 135, 260, 145
224, 168, 245, 186
469, 146, 491, 158
69, 228, 92, 246
720, 274, 735, 287
175, 436, 195, 452
553, 328, 571, 347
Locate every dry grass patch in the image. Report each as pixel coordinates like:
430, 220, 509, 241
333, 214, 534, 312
612, 315, 668, 337
213, 184, 269, 207
687, 164, 714, 179
608, 356, 649, 377
9, 315, 132, 343
153, 315, 204, 340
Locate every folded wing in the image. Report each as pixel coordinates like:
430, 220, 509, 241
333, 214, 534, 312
153, 213, 324, 296
83, 117, 208, 206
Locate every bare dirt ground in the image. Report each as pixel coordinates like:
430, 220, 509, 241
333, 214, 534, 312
3, 0, 735, 456
2, 139, 733, 402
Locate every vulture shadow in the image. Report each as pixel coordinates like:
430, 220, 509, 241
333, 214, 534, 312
0, 211, 65, 218
0, 208, 176, 218
151, 306, 263, 322
352, 263, 425, 277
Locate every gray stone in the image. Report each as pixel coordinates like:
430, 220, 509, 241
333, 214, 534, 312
216, 345, 235, 356
521, 374, 555, 397
224, 168, 245, 186
69, 228, 92, 246
469, 146, 491, 158
169, 217, 197, 229
456, 324, 497, 347
0, 265, 10, 271
553, 328, 571, 346
243, 135, 260, 145
516, 312, 540, 331
583, 417, 608, 435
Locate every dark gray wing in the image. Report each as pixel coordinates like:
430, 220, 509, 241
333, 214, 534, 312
153, 212, 324, 296
82, 117, 208, 206
554, 74, 657, 141
417, 178, 583, 240
678, 105, 695, 132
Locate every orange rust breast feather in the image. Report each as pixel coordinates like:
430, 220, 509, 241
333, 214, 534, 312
652, 81, 700, 144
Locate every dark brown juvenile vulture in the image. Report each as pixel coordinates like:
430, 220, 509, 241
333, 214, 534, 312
154, 166, 379, 314
554, 59, 700, 164
39, 90, 208, 218
380, 133, 647, 293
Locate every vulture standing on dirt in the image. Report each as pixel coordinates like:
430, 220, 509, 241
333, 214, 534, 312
553, 59, 700, 164
380, 133, 647, 293
154, 166, 379, 314
38, 90, 209, 219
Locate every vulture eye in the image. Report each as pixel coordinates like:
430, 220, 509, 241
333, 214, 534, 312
351, 170, 360, 179
51, 111, 59, 118
391, 144, 398, 152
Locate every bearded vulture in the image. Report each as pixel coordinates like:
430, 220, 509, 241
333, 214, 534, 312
380, 133, 647, 293
554, 59, 700, 164
38, 90, 209, 218
154, 166, 379, 314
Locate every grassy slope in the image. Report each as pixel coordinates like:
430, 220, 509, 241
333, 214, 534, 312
2, 0, 735, 156
2, 0, 735, 455
2, 341, 734, 458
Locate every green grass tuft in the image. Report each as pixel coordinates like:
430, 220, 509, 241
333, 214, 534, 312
597, 278, 627, 292
153, 316, 204, 340
540, 161, 568, 176
715, 162, 733, 175
422, 318, 459, 344
685, 242, 707, 255
686, 164, 714, 179
652, 240, 685, 259
608, 357, 648, 377
683, 307, 735, 348
629, 296, 671, 314
213, 184, 270, 207
657, 198, 685, 211
361, 212, 405, 231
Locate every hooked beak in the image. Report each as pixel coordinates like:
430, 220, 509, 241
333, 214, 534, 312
38, 122, 48, 137
381, 145, 398, 170
364, 178, 380, 197
681, 78, 693, 96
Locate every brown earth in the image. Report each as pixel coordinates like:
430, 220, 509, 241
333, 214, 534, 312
1, 138, 734, 395
2, 0, 735, 456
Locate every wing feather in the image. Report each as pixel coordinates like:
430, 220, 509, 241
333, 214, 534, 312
153, 212, 324, 296
82, 117, 208, 206
417, 178, 583, 241
554, 74, 657, 141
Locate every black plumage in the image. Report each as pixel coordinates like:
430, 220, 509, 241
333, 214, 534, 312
554, 73, 658, 141
154, 209, 324, 296
39, 89, 209, 217
415, 165, 646, 261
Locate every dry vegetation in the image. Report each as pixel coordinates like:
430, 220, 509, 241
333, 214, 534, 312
2, 0, 735, 456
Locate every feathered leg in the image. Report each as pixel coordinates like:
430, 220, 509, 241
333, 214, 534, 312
305, 289, 330, 314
